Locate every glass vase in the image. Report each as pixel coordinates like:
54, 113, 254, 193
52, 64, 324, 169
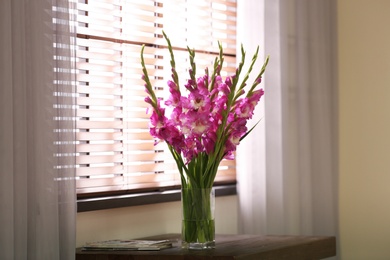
181, 187, 215, 250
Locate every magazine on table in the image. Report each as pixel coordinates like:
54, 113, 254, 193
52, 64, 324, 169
82, 239, 173, 251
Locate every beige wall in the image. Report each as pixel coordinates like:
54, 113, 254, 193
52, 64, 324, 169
338, 0, 390, 259
76, 195, 238, 247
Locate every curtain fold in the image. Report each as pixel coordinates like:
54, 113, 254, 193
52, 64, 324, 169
0, 0, 76, 259
237, 0, 338, 257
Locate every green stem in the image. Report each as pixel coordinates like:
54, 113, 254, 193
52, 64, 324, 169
181, 187, 215, 247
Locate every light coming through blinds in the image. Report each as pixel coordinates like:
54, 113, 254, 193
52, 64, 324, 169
75, 0, 237, 196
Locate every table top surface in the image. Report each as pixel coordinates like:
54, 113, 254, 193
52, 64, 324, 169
76, 233, 336, 260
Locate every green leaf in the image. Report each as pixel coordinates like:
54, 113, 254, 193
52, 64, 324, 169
240, 119, 262, 142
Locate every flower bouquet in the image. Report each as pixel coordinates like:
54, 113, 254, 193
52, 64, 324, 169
141, 32, 269, 249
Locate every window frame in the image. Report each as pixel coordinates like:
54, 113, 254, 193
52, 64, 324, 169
77, 183, 236, 212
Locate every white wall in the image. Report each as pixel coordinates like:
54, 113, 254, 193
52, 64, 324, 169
338, 0, 390, 259
76, 195, 238, 247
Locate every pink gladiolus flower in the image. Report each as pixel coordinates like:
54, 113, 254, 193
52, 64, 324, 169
203, 132, 217, 154
189, 91, 210, 112
190, 117, 209, 135
248, 89, 264, 105
234, 100, 253, 119
165, 90, 181, 106
141, 35, 268, 167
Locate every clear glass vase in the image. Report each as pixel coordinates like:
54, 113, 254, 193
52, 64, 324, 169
181, 187, 215, 250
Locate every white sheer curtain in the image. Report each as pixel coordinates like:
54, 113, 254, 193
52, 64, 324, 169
237, 0, 338, 255
0, 0, 76, 259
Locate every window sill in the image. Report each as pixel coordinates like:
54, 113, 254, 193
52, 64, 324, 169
77, 184, 237, 212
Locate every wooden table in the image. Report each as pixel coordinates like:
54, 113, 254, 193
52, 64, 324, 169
76, 233, 336, 260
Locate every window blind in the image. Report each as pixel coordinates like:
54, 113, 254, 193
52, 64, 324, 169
75, 0, 237, 197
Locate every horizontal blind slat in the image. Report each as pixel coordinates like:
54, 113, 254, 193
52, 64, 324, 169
77, 131, 123, 141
